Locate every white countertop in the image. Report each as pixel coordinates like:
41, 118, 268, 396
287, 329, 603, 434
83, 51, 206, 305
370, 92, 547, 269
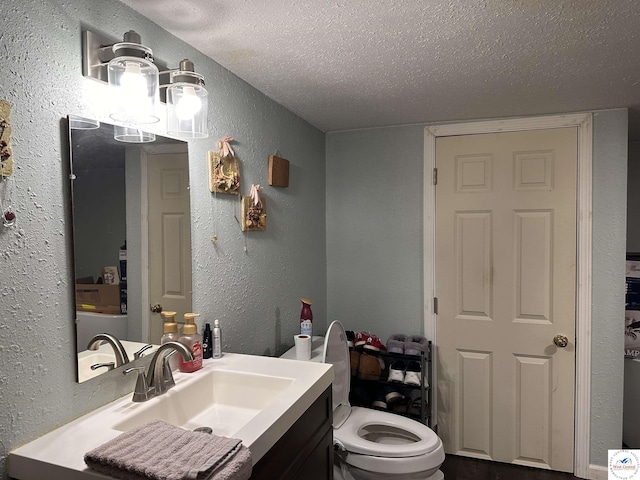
8, 353, 333, 480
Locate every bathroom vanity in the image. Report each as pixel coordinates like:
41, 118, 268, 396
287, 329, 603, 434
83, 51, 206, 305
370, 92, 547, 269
8, 354, 333, 480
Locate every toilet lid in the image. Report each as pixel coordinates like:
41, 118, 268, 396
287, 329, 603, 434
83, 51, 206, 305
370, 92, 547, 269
322, 321, 351, 428
334, 406, 442, 458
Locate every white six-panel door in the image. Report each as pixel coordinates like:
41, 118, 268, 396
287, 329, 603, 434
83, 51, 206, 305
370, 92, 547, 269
435, 128, 577, 472
148, 152, 192, 344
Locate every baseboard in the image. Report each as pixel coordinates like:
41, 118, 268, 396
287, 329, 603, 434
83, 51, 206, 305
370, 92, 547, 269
585, 464, 608, 480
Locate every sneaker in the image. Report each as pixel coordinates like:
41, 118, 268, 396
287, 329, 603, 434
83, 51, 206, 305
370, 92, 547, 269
363, 334, 386, 352
354, 332, 370, 350
388, 360, 406, 383
404, 361, 421, 386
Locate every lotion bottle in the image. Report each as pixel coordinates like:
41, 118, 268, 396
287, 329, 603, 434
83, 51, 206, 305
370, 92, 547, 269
160, 311, 180, 370
212, 319, 222, 359
178, 313, 203, 373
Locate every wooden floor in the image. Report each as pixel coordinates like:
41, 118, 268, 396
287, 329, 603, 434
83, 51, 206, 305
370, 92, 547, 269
441, 455, 582, 480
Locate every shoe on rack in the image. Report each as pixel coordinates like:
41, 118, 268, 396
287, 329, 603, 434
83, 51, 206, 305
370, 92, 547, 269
358, 352, 383, 380
386, 334, 407, 354
346, 330, 355, 349
404, 361, 422, 386
350, 350, 361, 377
372, 390, 388, 410
408, 397, 427, 416
392, 397, 410, 414
354, 332, 370, 350
404, 335, 429, 356
388, 360, 406, 383
363, 334, 387, 352
383, 385, 405, 406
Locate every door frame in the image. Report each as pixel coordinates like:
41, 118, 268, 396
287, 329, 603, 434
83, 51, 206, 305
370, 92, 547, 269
423, 113, 593, 478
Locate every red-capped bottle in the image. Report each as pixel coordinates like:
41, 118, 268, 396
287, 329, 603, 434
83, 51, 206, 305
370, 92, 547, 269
300, 298, 313, 337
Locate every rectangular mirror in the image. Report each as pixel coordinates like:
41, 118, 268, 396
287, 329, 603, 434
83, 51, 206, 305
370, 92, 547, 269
68, 115, 192, 382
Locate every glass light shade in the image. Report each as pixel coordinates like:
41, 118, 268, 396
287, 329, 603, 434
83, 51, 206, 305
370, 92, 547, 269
107, 43, 160, 125
113, 125, 156, 143
167, 75, 208, 139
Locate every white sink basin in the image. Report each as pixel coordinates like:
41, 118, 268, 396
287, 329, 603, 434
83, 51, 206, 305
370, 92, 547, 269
113, 370, 294, 437
9, 353, 333, 480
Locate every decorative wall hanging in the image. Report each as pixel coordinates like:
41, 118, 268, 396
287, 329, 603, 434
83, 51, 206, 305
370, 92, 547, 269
0, 99, 13, 178
268, 154, 289, 187
208, 136, 240, 194
241, 184, 266, 231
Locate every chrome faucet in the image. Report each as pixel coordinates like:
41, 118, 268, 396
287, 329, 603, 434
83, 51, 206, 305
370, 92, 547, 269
124, 341, 194, 402
87, 333, 130, 367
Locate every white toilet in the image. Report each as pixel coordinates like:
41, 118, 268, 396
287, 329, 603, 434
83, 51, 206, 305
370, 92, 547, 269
321, 321, 445, 480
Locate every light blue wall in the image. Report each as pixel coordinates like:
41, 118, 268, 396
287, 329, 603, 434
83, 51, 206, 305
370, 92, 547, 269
326, 110, 627, 468
0, 1, 325, 477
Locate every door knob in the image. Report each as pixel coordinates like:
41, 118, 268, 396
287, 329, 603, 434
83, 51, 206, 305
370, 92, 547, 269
150, 304, 163, 313
553, 334, 569, 348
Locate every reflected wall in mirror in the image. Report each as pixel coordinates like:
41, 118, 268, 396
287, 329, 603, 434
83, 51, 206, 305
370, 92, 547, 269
68, 115, 193, 383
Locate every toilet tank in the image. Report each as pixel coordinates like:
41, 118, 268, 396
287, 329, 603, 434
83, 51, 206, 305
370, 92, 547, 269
76, 311, 128, 353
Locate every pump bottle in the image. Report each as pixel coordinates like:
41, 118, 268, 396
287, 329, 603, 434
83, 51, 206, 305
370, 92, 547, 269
160, 311, 180, 370
178, 313, 203, 373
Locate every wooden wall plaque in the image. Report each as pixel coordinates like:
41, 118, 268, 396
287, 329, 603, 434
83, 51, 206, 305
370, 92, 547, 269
268, 155, 289, 187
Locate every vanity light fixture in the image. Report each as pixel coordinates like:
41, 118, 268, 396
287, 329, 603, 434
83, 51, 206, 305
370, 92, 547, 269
113, 124, 156, 143
163, 59, 209, 139
107, 31, 160, 126
82, 30, 209, 141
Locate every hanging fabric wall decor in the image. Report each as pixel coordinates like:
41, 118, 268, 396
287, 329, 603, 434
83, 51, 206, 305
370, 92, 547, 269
241, 184, 266, 231
0, 99, 13, 178
208, 136, 240, 194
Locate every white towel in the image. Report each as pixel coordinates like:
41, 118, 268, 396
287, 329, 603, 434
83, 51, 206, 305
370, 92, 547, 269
84, 419, 252, 480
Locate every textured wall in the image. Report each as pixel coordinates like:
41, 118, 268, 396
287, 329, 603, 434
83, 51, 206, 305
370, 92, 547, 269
627, 142, 640, 251
0, 1, 325, 477
326, 110, 627, 469
590, 109, 627, 466
326, 125, 426, 341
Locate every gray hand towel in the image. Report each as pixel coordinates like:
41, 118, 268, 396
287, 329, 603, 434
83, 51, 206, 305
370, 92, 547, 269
84, 419, 252, 480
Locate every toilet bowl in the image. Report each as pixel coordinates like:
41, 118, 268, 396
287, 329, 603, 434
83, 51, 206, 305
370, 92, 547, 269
321, 321, 445, 480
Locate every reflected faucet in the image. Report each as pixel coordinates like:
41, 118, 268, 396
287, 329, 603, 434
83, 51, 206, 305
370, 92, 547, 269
87, 333, 130, 367
124, 341, 194, 402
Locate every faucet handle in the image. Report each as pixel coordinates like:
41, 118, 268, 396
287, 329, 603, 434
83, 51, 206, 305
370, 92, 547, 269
133, 344, 154, 359
90, 362, 115, 372
124, 366, 154, 402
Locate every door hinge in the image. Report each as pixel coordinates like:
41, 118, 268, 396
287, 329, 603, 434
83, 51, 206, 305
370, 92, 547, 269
433, 297, 438, 315
433, 168, 438, 185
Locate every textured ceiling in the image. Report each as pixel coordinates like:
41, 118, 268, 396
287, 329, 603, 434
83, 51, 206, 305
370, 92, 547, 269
118, 0, 640, 138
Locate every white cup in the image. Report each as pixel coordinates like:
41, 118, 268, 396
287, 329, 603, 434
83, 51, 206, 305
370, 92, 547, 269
294, 334, 312, 361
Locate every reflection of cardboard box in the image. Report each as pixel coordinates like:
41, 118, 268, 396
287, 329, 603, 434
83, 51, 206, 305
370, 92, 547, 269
75, 284, 121, 314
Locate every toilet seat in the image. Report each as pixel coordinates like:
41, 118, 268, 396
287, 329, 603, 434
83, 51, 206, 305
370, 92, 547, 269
322, 321, 445, 477
334, 406, 441, 457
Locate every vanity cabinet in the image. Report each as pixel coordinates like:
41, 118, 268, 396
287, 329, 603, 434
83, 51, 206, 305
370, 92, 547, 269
250, 386, 333, 480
